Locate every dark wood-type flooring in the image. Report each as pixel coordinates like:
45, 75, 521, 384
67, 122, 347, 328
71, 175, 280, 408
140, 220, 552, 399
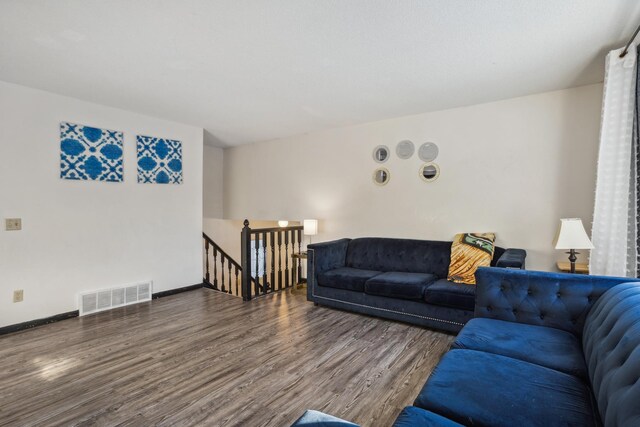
0, 288, 453, 427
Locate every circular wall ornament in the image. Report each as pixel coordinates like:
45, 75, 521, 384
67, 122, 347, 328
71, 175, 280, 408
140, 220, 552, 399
372, 145, 390, 163
373, 167, 390, 186
418, 142, 439, 162
419, 162, 440, 182
396, 140, 415, 159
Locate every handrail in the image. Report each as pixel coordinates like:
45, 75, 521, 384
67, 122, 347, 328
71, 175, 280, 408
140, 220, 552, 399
248, 225, 304, 233
202, 232, 245, 296
202, 232, 242, 270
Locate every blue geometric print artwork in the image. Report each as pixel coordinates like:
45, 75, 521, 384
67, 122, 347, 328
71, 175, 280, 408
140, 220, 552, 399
60, 122, 124, 182
136, 135, 183, 184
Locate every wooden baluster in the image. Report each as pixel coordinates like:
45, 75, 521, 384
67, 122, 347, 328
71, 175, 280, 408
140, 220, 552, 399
290, 229, 296, 287
277, 230, 283, 291
284, 229, 290, 288
297, 228, 303, 285
228, 262, 232, 294
205, 240, 210, 284
213, 247, 219, 290
221, 257, 226, 293
235, 266, 240, 296
292, 256, 297, 288
241, 219, 252, 301
254, 234, 261, 296
270, 231, 276, 293
262, 231, 268, 293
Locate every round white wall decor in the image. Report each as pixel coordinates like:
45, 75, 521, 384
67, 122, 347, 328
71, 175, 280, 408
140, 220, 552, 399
396, 140, 415, 159
418, 142, 439, 162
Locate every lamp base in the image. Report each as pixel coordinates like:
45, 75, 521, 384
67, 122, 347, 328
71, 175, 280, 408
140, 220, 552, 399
565, 249, 580, 274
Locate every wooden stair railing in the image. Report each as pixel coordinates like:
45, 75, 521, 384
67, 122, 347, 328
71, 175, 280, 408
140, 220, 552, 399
240, 219, 304, 301
203, 232, 244, 297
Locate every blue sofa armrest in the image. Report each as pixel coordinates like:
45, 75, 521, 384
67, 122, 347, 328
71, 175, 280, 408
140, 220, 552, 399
495, 248, 526, 269
307, 238, 350, 275
474, 267, 637, 336
307, 239, 350, 301
290, 410, 359, 427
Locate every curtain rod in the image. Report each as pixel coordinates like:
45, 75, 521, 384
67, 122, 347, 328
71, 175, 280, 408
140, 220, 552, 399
620, 22, 640, 58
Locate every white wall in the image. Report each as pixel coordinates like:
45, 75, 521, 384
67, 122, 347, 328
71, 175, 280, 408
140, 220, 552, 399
0, 81, 203, 328
224, 84, 603, 271
203, 144, 224, 218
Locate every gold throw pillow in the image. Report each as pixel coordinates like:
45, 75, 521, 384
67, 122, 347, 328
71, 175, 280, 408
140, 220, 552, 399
447, 233, 496, 285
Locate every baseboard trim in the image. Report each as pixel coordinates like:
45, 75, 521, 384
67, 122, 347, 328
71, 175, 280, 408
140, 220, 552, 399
0, 310, 79, 336
0, 283, 205, 336
152, 283, 204, 299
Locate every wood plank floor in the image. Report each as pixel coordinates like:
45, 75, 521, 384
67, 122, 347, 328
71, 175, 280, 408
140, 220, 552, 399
0, 289, 453, 427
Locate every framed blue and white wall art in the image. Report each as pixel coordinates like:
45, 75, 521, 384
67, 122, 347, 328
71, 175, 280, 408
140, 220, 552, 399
136, 135, 183, 184
60, 122, 124, 182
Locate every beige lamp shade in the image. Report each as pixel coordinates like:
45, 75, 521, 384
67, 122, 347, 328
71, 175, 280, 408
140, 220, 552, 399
303, 219, 318, 236
554, 218, 594, 250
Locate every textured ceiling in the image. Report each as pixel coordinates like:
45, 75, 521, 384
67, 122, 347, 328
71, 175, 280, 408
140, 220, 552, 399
1, 1, 639, 146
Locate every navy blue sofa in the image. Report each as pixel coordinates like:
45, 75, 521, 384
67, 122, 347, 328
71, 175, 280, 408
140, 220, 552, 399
292, 268, 640, 427
307, 237, 526, 333
399, 267, 640, 426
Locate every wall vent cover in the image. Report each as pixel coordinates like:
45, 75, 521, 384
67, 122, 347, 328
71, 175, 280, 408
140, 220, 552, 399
78, 281, 152, 316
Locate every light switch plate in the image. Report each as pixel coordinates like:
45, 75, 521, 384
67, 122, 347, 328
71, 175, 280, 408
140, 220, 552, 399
5, 218, 21, 231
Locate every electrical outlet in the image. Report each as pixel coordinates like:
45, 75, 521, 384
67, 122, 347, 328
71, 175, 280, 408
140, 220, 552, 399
13, 290, 24, 303
5, 218, 22, 231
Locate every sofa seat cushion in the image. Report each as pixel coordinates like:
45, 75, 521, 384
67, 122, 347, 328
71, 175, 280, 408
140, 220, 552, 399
423, 279, 475, 311
317, 267, 382, 292
392, 406, 463, 427
414, 349, 598, 427
453, 318, 587, 378
364, 272, 437, 301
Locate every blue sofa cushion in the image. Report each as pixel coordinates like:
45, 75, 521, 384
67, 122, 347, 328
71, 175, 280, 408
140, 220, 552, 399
452, 318, 587, 378
423, 279, 475, 311
290, 410, 359, 427
345, 238, 453, 277
364, 272, 436, 301
317, 267, 381, 292
414, 349, 598, 427
582, 282, 640, 426
495, 248, 527, 268
392, 406, 463, 427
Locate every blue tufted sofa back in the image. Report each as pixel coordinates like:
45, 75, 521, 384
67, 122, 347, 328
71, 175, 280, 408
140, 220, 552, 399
345, 238, 453, 277
344, 238, 506, 278
475, 268, 635, 337
582, 283, 640, 427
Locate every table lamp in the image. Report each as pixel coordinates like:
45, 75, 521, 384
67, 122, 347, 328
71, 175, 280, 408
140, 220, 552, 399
554, 218, 594, 273
303, 219, 318, 245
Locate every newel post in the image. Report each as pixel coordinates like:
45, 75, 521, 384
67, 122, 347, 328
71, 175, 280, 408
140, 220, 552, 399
241, 219, 252, 301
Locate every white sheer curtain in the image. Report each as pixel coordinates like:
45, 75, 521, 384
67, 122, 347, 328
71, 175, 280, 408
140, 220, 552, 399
590, 46, 638, 277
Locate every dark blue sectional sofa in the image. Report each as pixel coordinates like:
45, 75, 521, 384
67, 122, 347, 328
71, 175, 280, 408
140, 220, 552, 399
307, 237, 526, 333
292, 267, 640, 427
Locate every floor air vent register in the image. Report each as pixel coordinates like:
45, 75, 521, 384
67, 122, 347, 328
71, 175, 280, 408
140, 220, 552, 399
78, 282, 152, 316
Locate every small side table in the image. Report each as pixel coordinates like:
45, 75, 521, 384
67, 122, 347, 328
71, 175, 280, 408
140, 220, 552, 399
556, 261, 589, 275
291, 251, 308, 291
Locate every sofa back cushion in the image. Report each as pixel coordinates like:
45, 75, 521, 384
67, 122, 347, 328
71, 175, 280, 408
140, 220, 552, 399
345, 238, 507, 277
346, 238, 452, 277
475, 268, 634, 337
582, 282, 640, 426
